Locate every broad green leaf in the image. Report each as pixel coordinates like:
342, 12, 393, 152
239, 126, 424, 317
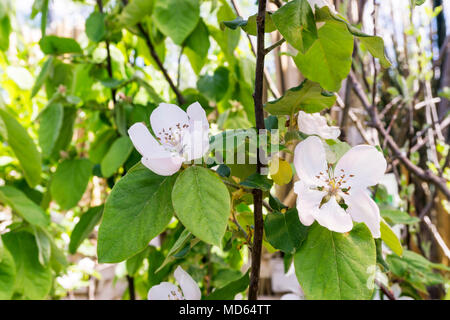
3, 231, 52, 300
85, 11, 106, 42
240, 173, 273, 191
0, 15, 11, 51
197, 66, 229, 102
38, 103, 63, 158
69, 205, 104, 254
380, 219, 403, 256
89, 129, 117, 164
272, 0, 317, 53
205, 271, 249, 300
293, 18, 353, 92
380, 208, 420, 225
0, 109, 41, 187
50, 107, 77, 159
98, 163, 177, 263
185, 19, 210, 75
126, 246, 150, 276
172, 166, 230, 246
100, 136, 133, 178
209, 2, 240, 59
294, 223, 376, 300
264, 208, 308, 253
32, 226, 51, 266
264, 80, 336, 115
39, 35, 82, 55
222, 12, 276, 36
6, 66, 33, 90
50, 158, 92, 210
0, 186, 49, 227
153, 0, 199, 45
0, 247, 15, 300
155, 229, 197, 272
31, 56, 54, 98
119, 0, 154, 27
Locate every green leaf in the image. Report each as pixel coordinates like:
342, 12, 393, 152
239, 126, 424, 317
100, 136, 133, 178
153, 0, 199, 45
126, 246, 150, 276
172, 166, 230, 246
222, 12, 276, 36
294, 223, 376, 300
119, 0, 154, 27
155, 229, 194, 272
69, 205, 104, 254
265, 80, 336, 115
272, 0, 317, 53
380, 219, 403, 256
0, 15, 11, 51
324, 139, 351, 163
0, 186, 49, 227
88, 129, 117, 164
0, 109, 41, 187
2, 231, 52, 300
0, 247, 15, 300
38, 103, 63, 158
380, 208, 420, 225
197, 66, 229, 102
85, 11, 106, 42
50, 158, 92, 210
98, 163, 177, 263
205, 271, 249, 300
240, 173, 273, 191
293, 16, 353, 92
32, 226, 51, 266
31, 56, 54, 98
264, 208, 308, 254
185, 19, 210, 75
39, 35, 82, 55
50, 107, 77, 159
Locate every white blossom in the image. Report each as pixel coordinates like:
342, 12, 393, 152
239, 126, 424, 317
297, 111, 340, 140
147, 266, 201, 300
293, 136, 387, 237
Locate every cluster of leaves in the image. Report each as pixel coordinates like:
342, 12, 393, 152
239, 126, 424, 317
0, 0, 447, 300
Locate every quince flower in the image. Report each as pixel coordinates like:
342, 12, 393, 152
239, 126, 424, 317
148, 266, 201, 300
298, 111, 340, 140
128, 102, 209, 176
293, 136, 387, 237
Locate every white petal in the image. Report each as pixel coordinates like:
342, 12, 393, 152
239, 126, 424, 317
308, 0, 336, 13
294, 181, 324, 226
312, 196, 353, 233
335, 145, 387, 190
280, 293, 303, 300
174, 266, 201, 300
150, 103, 189, 141
297, 111, 340, 140
128, 123, 166, 157
187, 102, 209, 130
148, 282, 183, 300
343, 190, 381, 238
293, 136, 328, 186
183, 125, 209, 161
141, 155, 183, 176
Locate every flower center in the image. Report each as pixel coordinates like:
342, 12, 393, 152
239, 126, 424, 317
167, 288, 184, 300
157, 123, 190, 157
315, 166, 355, 197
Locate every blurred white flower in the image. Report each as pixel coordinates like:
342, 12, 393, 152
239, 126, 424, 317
148, 266, 201, 300
298, 111, 340, 140
128, 102, 209, 176
308, 0, 336, 13
293, 136, 387, 237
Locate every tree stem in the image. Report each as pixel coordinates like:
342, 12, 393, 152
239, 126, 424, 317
248, 0, 267, 301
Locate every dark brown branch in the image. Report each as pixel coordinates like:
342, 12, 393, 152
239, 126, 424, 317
348, 71, 450, 199
126, 275, 135, 300
375, 280, 396, 300
248, 0, 267, 301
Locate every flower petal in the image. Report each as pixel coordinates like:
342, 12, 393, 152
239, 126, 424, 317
335, 145, 387, 190
148, 282, 183, 300
280, 293, 303, 300
187, 102, 209, 130
293, 136, 328, 186
184, 102, 210, 160
294, 181, 324, 226
343, 190, 381, 238
174, 266, 201, 300
297, 111, 340, 140
312, 196, 353, 233
150, 103, 189, 142
141, 155, 183, 176
128, 122, 166, 157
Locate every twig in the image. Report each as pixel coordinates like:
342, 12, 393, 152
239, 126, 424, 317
423, 216, 450, 260
375, 280, 396, 300
126, 275, 135, 300
248, 0, 267, 301
264, 38, 285, 55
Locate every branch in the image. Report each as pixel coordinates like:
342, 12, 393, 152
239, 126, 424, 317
264, 38, 285, 55
248, 0, 267, 301
348, 71, 450, 199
